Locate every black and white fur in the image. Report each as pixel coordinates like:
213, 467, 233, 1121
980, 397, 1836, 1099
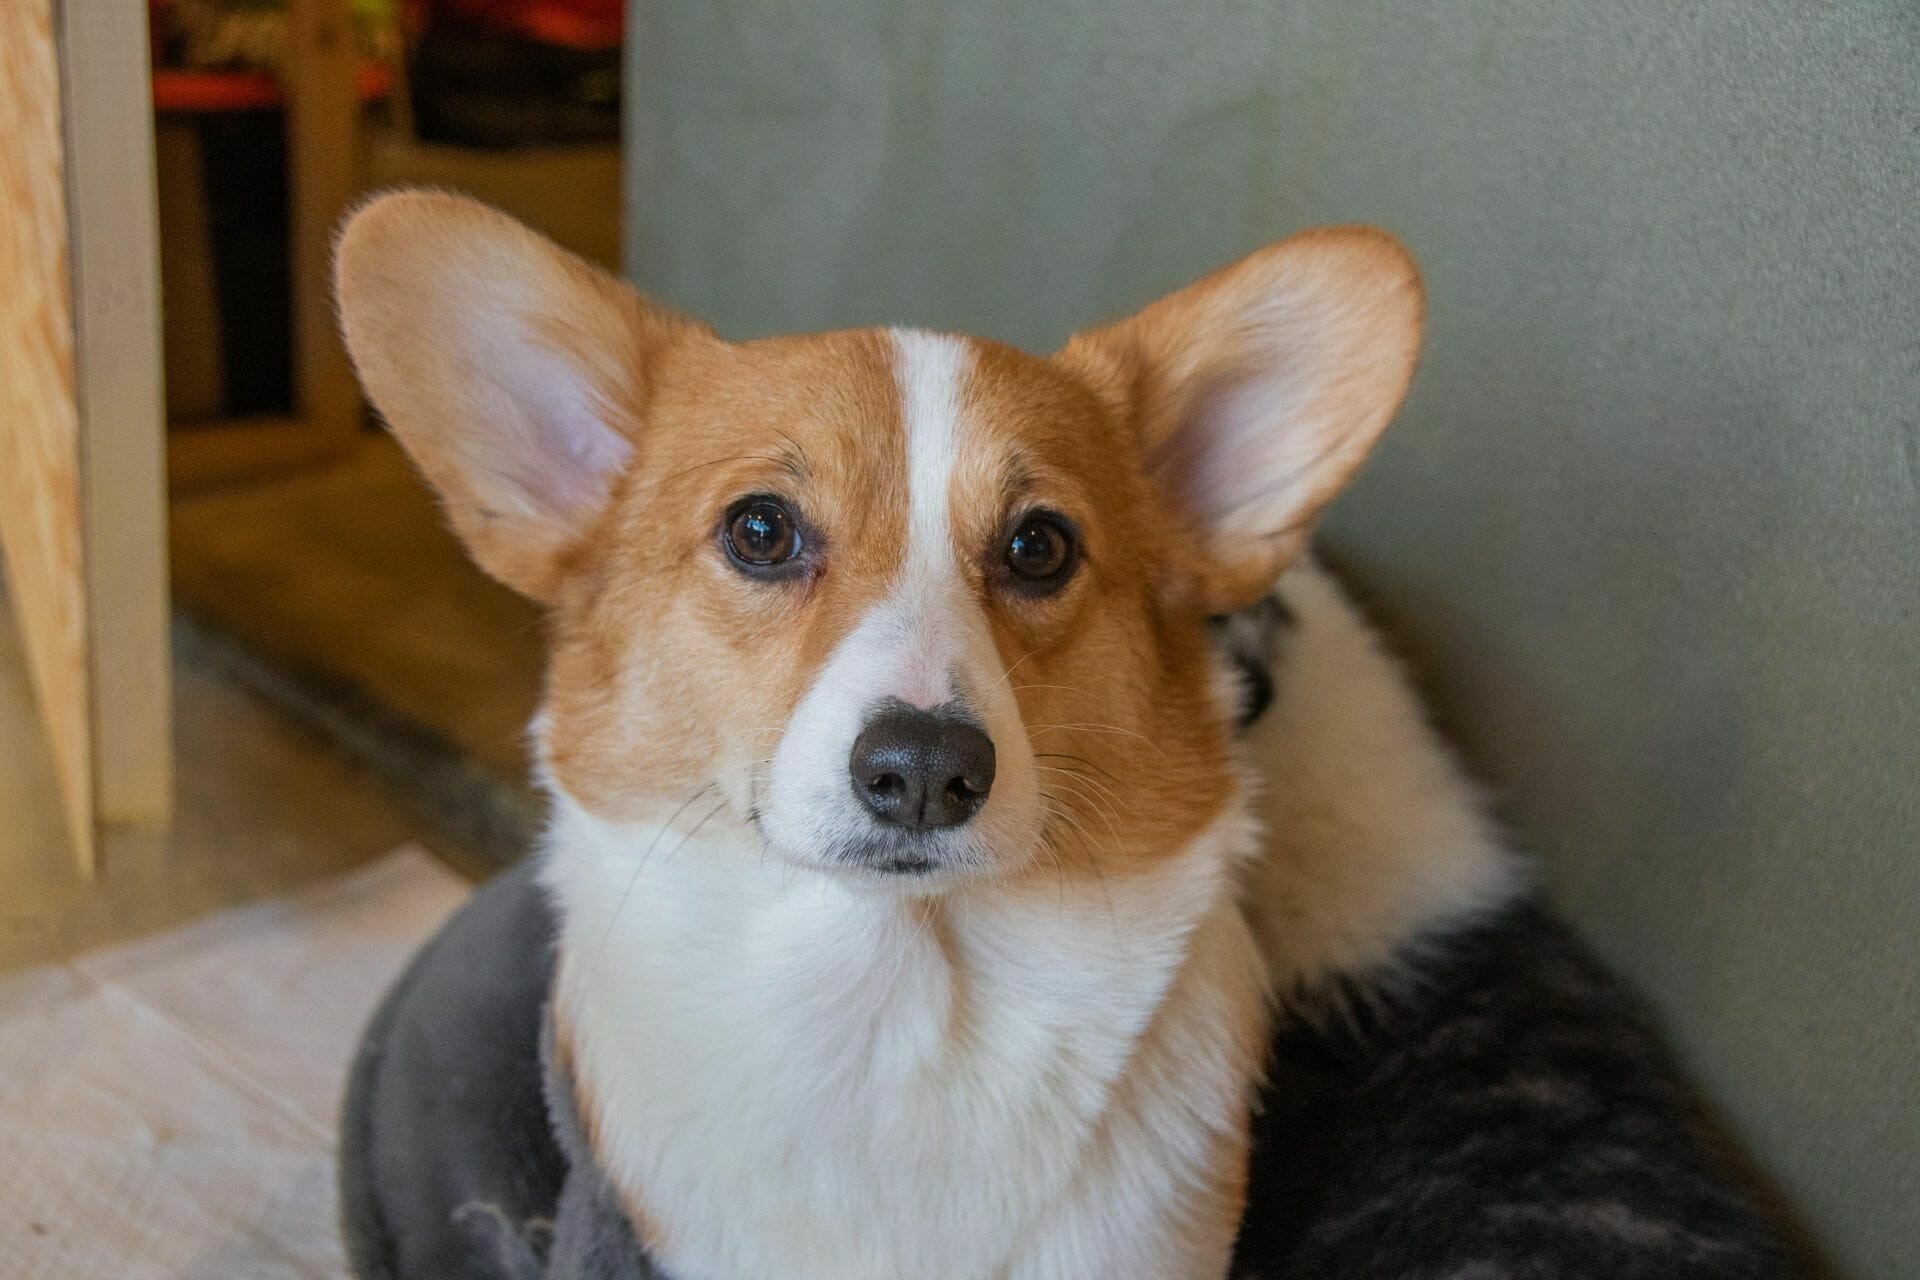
341, 559, 1798, 1279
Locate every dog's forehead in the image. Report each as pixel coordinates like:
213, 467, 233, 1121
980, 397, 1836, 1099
643, 326, 1115, 491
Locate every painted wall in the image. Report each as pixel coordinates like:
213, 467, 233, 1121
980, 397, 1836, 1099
624, 4, 1920, 1274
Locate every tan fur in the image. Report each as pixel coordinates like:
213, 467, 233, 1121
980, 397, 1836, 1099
541, 330, 911, 820
952, 338, 1237, 885
334, 192, 702, 603
1060, 226, 1424, 610
334, 190, 1428, 1279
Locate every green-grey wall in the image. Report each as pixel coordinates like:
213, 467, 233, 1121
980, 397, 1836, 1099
624, 4, 1920, 1274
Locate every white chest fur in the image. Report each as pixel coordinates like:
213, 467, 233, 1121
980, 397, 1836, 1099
541, 798, 1265, 1280
538, 561, 1520, 1280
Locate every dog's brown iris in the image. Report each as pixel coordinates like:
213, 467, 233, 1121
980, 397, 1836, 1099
1005, 514, 1073, 584
726, 499, 801, 567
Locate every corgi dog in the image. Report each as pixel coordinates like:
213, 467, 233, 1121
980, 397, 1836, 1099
334, 191, 1516, 1280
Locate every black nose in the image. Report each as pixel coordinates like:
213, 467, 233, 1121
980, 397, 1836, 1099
850, 704, 996, 831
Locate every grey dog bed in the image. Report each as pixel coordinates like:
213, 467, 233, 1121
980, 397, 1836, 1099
341, 855, 1798, 1279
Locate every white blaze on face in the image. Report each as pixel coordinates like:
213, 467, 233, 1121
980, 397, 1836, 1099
759, 330, 1041, 878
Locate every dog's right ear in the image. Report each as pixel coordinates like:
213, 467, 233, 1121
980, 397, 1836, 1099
335, 190, 704, 602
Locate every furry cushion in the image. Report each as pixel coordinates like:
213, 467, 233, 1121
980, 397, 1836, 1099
340, 858, 1797, 1280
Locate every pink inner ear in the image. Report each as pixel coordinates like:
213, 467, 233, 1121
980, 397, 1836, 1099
530, 375, 631, 512
1154, 363, 1339, 539
471, 328, 633, 522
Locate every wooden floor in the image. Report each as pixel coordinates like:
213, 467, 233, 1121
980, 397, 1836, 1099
0, 586, 437, 974
170, 434, 544, 786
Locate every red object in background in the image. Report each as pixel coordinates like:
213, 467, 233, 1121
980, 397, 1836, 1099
152, 66, 393, 114
429, 0, 621, 50
146, 0, 392, 116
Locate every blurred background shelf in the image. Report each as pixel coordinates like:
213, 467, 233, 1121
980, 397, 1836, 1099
153, 0, 620, 492
144, 0, 616, 855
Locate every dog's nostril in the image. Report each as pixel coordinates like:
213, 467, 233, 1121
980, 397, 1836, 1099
944, 775, 991, 815
849, 703, 996, 832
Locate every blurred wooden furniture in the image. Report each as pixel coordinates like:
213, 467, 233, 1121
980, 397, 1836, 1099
1, 0, 172, 873
162, 0, 371, 490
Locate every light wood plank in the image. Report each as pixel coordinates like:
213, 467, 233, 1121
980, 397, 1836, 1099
58, 0, 173, 830
0, 0, 95, 871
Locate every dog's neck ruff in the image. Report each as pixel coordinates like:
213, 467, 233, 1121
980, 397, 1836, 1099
536, 559, 1521, 1280
540, 790, 1265, 1279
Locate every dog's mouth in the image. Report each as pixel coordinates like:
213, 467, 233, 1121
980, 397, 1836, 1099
870, 854, 938, 877
833, 831, 981, 880
745, 827, 994, 892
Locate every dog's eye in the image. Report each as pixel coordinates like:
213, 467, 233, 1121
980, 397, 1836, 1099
725, 498, 802, 569
1003, 512, 1076, 589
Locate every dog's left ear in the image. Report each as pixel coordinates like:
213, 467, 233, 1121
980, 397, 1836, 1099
1059, 227, 1423, 611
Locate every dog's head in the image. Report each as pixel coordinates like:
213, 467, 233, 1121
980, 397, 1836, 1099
335, 192, 1421, 892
